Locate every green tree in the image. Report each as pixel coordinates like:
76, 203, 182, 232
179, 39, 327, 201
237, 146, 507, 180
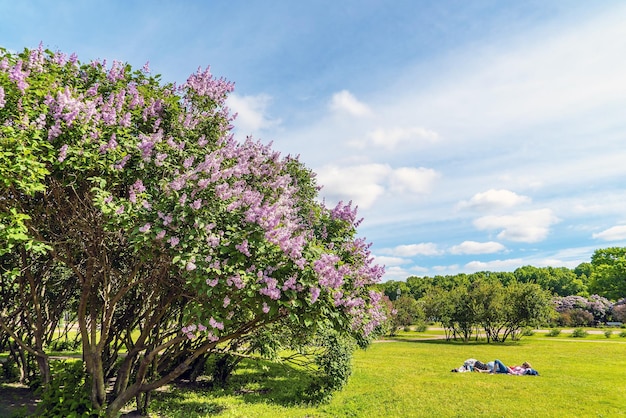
501, 282, 552, 341
470, 280, 506, 343
590, 247, 626, 300
388, 296, 424, 335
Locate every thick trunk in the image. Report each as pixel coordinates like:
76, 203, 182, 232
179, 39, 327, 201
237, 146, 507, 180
34, 353, 50, 387
86, 350, 107, 411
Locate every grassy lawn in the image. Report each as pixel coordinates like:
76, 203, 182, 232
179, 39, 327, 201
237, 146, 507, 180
146, 332, 626, 418
3, 330, 626, 417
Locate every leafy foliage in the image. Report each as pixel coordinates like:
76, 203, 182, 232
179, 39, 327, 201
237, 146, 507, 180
36, 361, 96, 418
0, 44, 385, 416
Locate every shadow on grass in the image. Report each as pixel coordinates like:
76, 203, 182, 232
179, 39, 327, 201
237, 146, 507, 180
0, 383, 39, 418
151, 358, 317, 416
386, 337, 521, 346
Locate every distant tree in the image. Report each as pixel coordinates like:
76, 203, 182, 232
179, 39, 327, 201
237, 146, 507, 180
470, 280, 506, 343
405, 275, 434, 300
514, 266, 586, 296
501, 282, 552, 341
389, 296, 424, 333
377, 280, 409, 301
590, 247, 626, 300
421, 287, 455, 340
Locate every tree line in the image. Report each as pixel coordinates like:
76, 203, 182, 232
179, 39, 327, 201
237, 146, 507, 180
376, 247, 626, 339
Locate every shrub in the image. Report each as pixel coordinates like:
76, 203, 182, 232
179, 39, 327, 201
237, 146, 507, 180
522, 327, 535, 336
571, 328, 588, 338
559, 309, 594, 327
303, 332, 355, 403
414, 323, 428, 332
0, 357, 20, 382
48, 338, 81, 352
547, 329, 561, 337
36, 360, 96, 417
403, 326, 412, 332
604, 330, 612, 338
619, 331, 626, 338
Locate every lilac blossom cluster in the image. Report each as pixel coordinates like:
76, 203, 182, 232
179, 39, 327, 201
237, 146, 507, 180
553, 294, 613, 323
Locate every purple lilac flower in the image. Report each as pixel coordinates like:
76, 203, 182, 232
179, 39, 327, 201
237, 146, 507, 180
185, 261, 197, 271
310, 287, 321, 304
262, 303, 270, 314
155, 230, 166, 240
223, 296, 230, 308
9, 60, 30, 92
168, 236, 179, 247
139, 223, 151, 233
235, 239, 251, 257
0, 86, 5, 108
183, 156, 195, 169
209, 317, 224, 330
58, 144, 69, 162
190, 199, 202, 210
113, 155, 131, 170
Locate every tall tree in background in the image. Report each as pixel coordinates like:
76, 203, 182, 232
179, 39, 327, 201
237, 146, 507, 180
590, 247, 626, 300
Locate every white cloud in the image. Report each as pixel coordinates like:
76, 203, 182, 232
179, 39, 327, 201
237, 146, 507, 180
432, 264, 461, 274
458, 189, 531, 211
389, 167, 440, 194
315, 163, 439, 209
227, 93, 281, 135
329, 90, 372, 117
373, 255, 410, 267
473, 209, 560, 243
592, 225, 626, 241
464, 258, 525, 272
315, 164, 389, 209
449, 241, 506, 255
382, 266, 412, 282
366, 126, 439, 150
381, 243, 443, 257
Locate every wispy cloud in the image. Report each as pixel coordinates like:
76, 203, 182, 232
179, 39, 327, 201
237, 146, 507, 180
464, 258, 525, 272
315, 163, 439, 209
227, 93, 281, 136
592, 225, 626, 241
458, 189, 531, 211
329, 90, 372, 117
449, 241, 506, 255
380, 243, 443, 257
365, 126, 439, 150
373, 255, 411, 267
473, 209, 560, 243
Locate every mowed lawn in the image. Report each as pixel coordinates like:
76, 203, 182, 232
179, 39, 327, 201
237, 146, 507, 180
325, 338, 626, 417
148, 334, 626, 418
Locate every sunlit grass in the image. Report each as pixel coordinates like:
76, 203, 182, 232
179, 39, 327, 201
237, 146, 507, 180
147, 333, 626, 417
3, 327, 626, 417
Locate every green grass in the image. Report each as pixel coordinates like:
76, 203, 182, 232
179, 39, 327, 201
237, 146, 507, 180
3, 330, 626, 417
146, 334, 626, 417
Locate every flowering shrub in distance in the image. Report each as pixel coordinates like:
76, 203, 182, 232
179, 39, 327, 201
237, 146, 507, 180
0, 44, 385, 416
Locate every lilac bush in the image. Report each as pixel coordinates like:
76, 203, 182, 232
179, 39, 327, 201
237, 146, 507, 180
553, 294, 613, 325
0, 44, 385, 416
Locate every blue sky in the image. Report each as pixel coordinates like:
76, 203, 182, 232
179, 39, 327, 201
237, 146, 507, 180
3, 1, 626, 281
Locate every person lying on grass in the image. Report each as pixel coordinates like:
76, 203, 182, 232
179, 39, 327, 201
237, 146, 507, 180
452, 359, 539, 375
